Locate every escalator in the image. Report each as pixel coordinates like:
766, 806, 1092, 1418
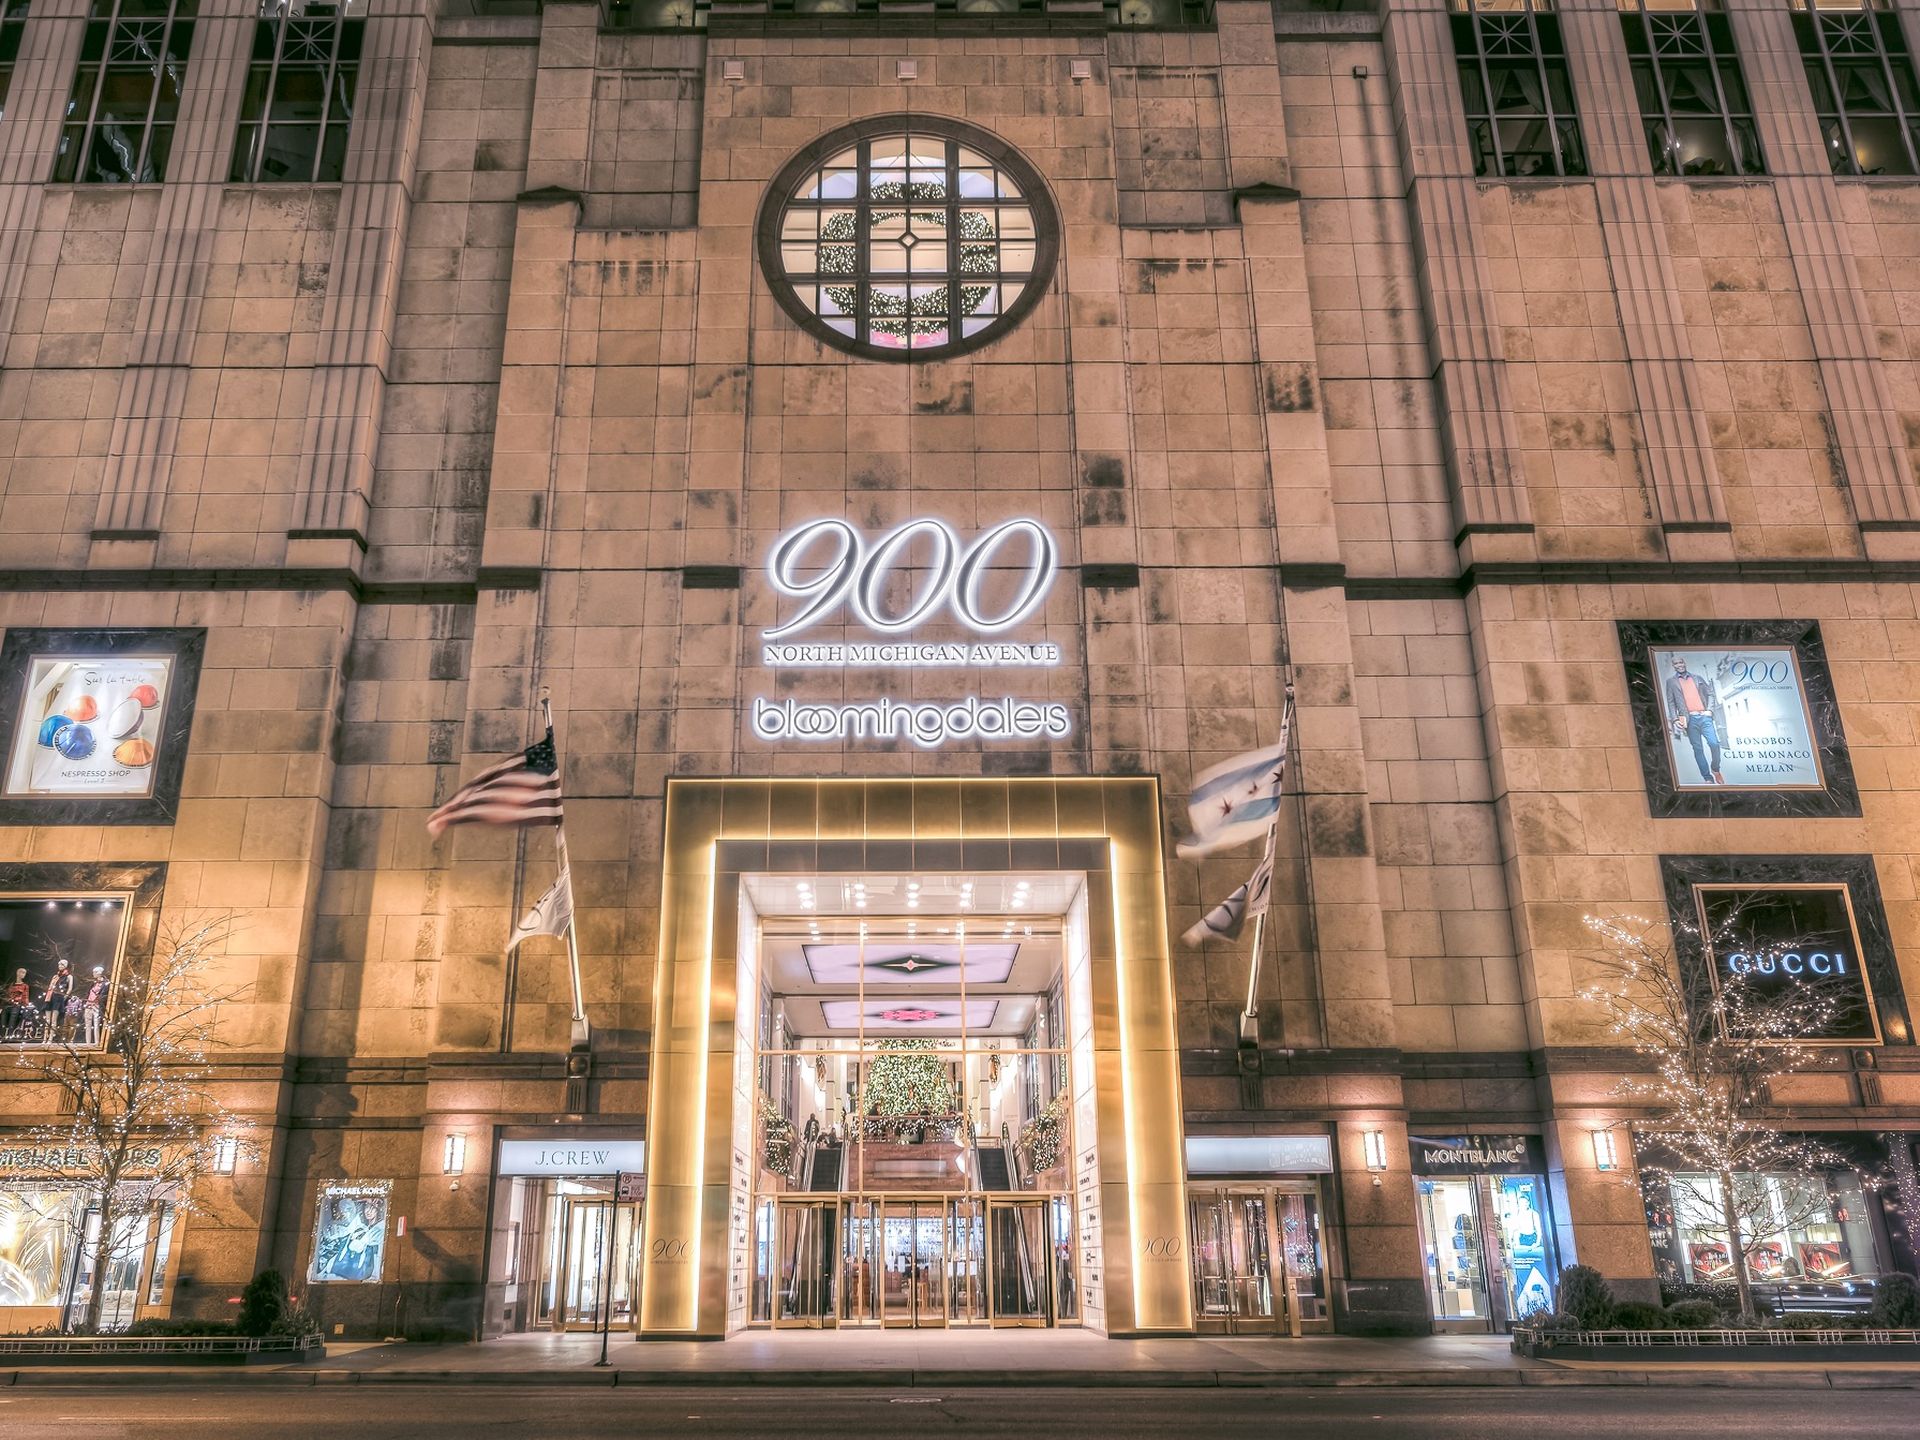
808, 1142, 843, 1191
988, 1199, 1048, 1326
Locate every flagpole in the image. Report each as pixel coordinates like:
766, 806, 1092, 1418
1239, 684, 1294, 1047
540, 688, 590, 1049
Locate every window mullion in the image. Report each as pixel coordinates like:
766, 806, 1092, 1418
145, 12, 173, 180
1474, 13, 1501, 178
1819, 19, 1859, 176
854, 138, 871, 350
1530, 3, 1562, 177
946, 141, 960, 348
1695, 16, 1744, 171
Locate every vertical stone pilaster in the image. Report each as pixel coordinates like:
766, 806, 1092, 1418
288, 0, 437, 566
524, 0, 599, 196
1380, 0, 1536, 550
0, 0, 87, 362
1727, 0, 1920, 536
1558, 0, 1730, 537
90, 0, 252, 555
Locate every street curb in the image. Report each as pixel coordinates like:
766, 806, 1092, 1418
2, 1365, 1916, 1390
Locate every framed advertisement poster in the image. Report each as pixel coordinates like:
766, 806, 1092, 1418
1619, 622, 1858, 819
307, 1182, 392, 1285
0, 630, 204, 825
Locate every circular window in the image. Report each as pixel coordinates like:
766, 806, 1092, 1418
757, 117, 1060, 360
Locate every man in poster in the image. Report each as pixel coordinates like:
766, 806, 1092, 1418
1663, 654, 1725, 785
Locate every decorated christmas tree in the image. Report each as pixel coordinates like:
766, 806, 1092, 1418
864, 1038, 955, 1115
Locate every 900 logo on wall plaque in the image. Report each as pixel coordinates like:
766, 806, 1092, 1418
1141, 1235, 1184, 1260
649, 1236, 690, 1263
765, 517, 1058, 639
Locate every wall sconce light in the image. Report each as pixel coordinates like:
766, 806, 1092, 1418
212, 1135, 238, 1175
1592, 1127, 1620, 1172
1362, 1128, 1389, 1173
896, 59, 918, 81
1070, 59, 1092, 81
443, 1133, 467, 1177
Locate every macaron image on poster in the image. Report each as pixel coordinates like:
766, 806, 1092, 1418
6, 655, 172, 797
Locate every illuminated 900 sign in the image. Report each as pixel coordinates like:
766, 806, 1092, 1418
765, 518, 1058, 640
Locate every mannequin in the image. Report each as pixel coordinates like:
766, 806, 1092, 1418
41, 958, 72, 1044
4, 968, 27, 1042
82, 965, 108, 1046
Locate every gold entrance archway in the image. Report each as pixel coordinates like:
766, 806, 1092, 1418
638, 776, 1192, 1337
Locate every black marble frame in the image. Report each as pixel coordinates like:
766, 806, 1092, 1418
1618, 620, 1859, 819
1658, 853, 1910, 1047
0, 860, 166, 1050
0, 628, 205, 825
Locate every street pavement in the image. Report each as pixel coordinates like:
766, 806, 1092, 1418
3, 1329, 1917, 1389
0, 1384, 1911, 1438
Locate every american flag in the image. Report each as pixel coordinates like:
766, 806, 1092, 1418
426, 728, 563, 838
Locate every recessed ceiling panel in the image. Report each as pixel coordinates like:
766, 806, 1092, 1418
801, 940, 1018, 986
819, 998, 999, 1032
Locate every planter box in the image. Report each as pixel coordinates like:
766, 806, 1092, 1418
1513, 1324, 1920, 1363
0, 1335, 326, 1366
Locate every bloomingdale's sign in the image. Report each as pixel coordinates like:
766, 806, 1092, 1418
751, 517, 1070, 748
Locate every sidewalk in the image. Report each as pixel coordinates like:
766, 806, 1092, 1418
4, 1329, 1919, 1389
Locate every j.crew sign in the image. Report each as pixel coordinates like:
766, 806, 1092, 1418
497, 1139, 646, 1177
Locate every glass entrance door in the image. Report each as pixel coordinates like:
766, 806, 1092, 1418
879, 1199, 946, 1327
949, 1196, 987, 1325
1416, 1177, 1493, 1330
987, 1199, 1049, 1326
554, 1198, 640, 1331
774, 1199, 838, 1327
1186, 1185, 1329, 1334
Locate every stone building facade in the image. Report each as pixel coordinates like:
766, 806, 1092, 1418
0, 0, 1916, 1340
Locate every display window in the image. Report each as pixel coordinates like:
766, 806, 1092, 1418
1409, 1134, 1561, 1333
0, 628, 204, 825
1651, 1168, 1882, 1285
1659, 856, 1912, 1049
0, 1183, 179, 1328
0, 894, 133, 1050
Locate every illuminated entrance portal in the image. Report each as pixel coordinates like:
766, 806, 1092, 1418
639, 778, 1192, 1338
742, 874, 1088, 1328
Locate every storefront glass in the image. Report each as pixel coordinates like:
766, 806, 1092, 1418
1653, 1168, 1883, 1285
483, 1139, 646, 1336
1410, 1134, 1560, 1332
0, 896, 131, 1050
0, 1184, 175, 1329
742, 872, 1089, 1329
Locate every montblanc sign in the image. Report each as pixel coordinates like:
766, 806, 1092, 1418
753, 516, 1070, 749
1408, 1133, 1546, 1177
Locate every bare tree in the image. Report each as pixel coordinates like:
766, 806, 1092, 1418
13, 915, 250, 1334
1580, 911, 1850, 1324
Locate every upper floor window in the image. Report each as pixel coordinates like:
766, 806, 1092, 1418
1621, 0, 1764, 176
51, 0, 196, 185
0, 0, 29, 121
230, 0, 365, 184
757, 118, 1060, 361
1451, 0, 1589, 178
1793, 0, 1920, 175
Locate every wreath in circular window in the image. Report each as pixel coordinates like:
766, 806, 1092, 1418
756, 117, 1060, 360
